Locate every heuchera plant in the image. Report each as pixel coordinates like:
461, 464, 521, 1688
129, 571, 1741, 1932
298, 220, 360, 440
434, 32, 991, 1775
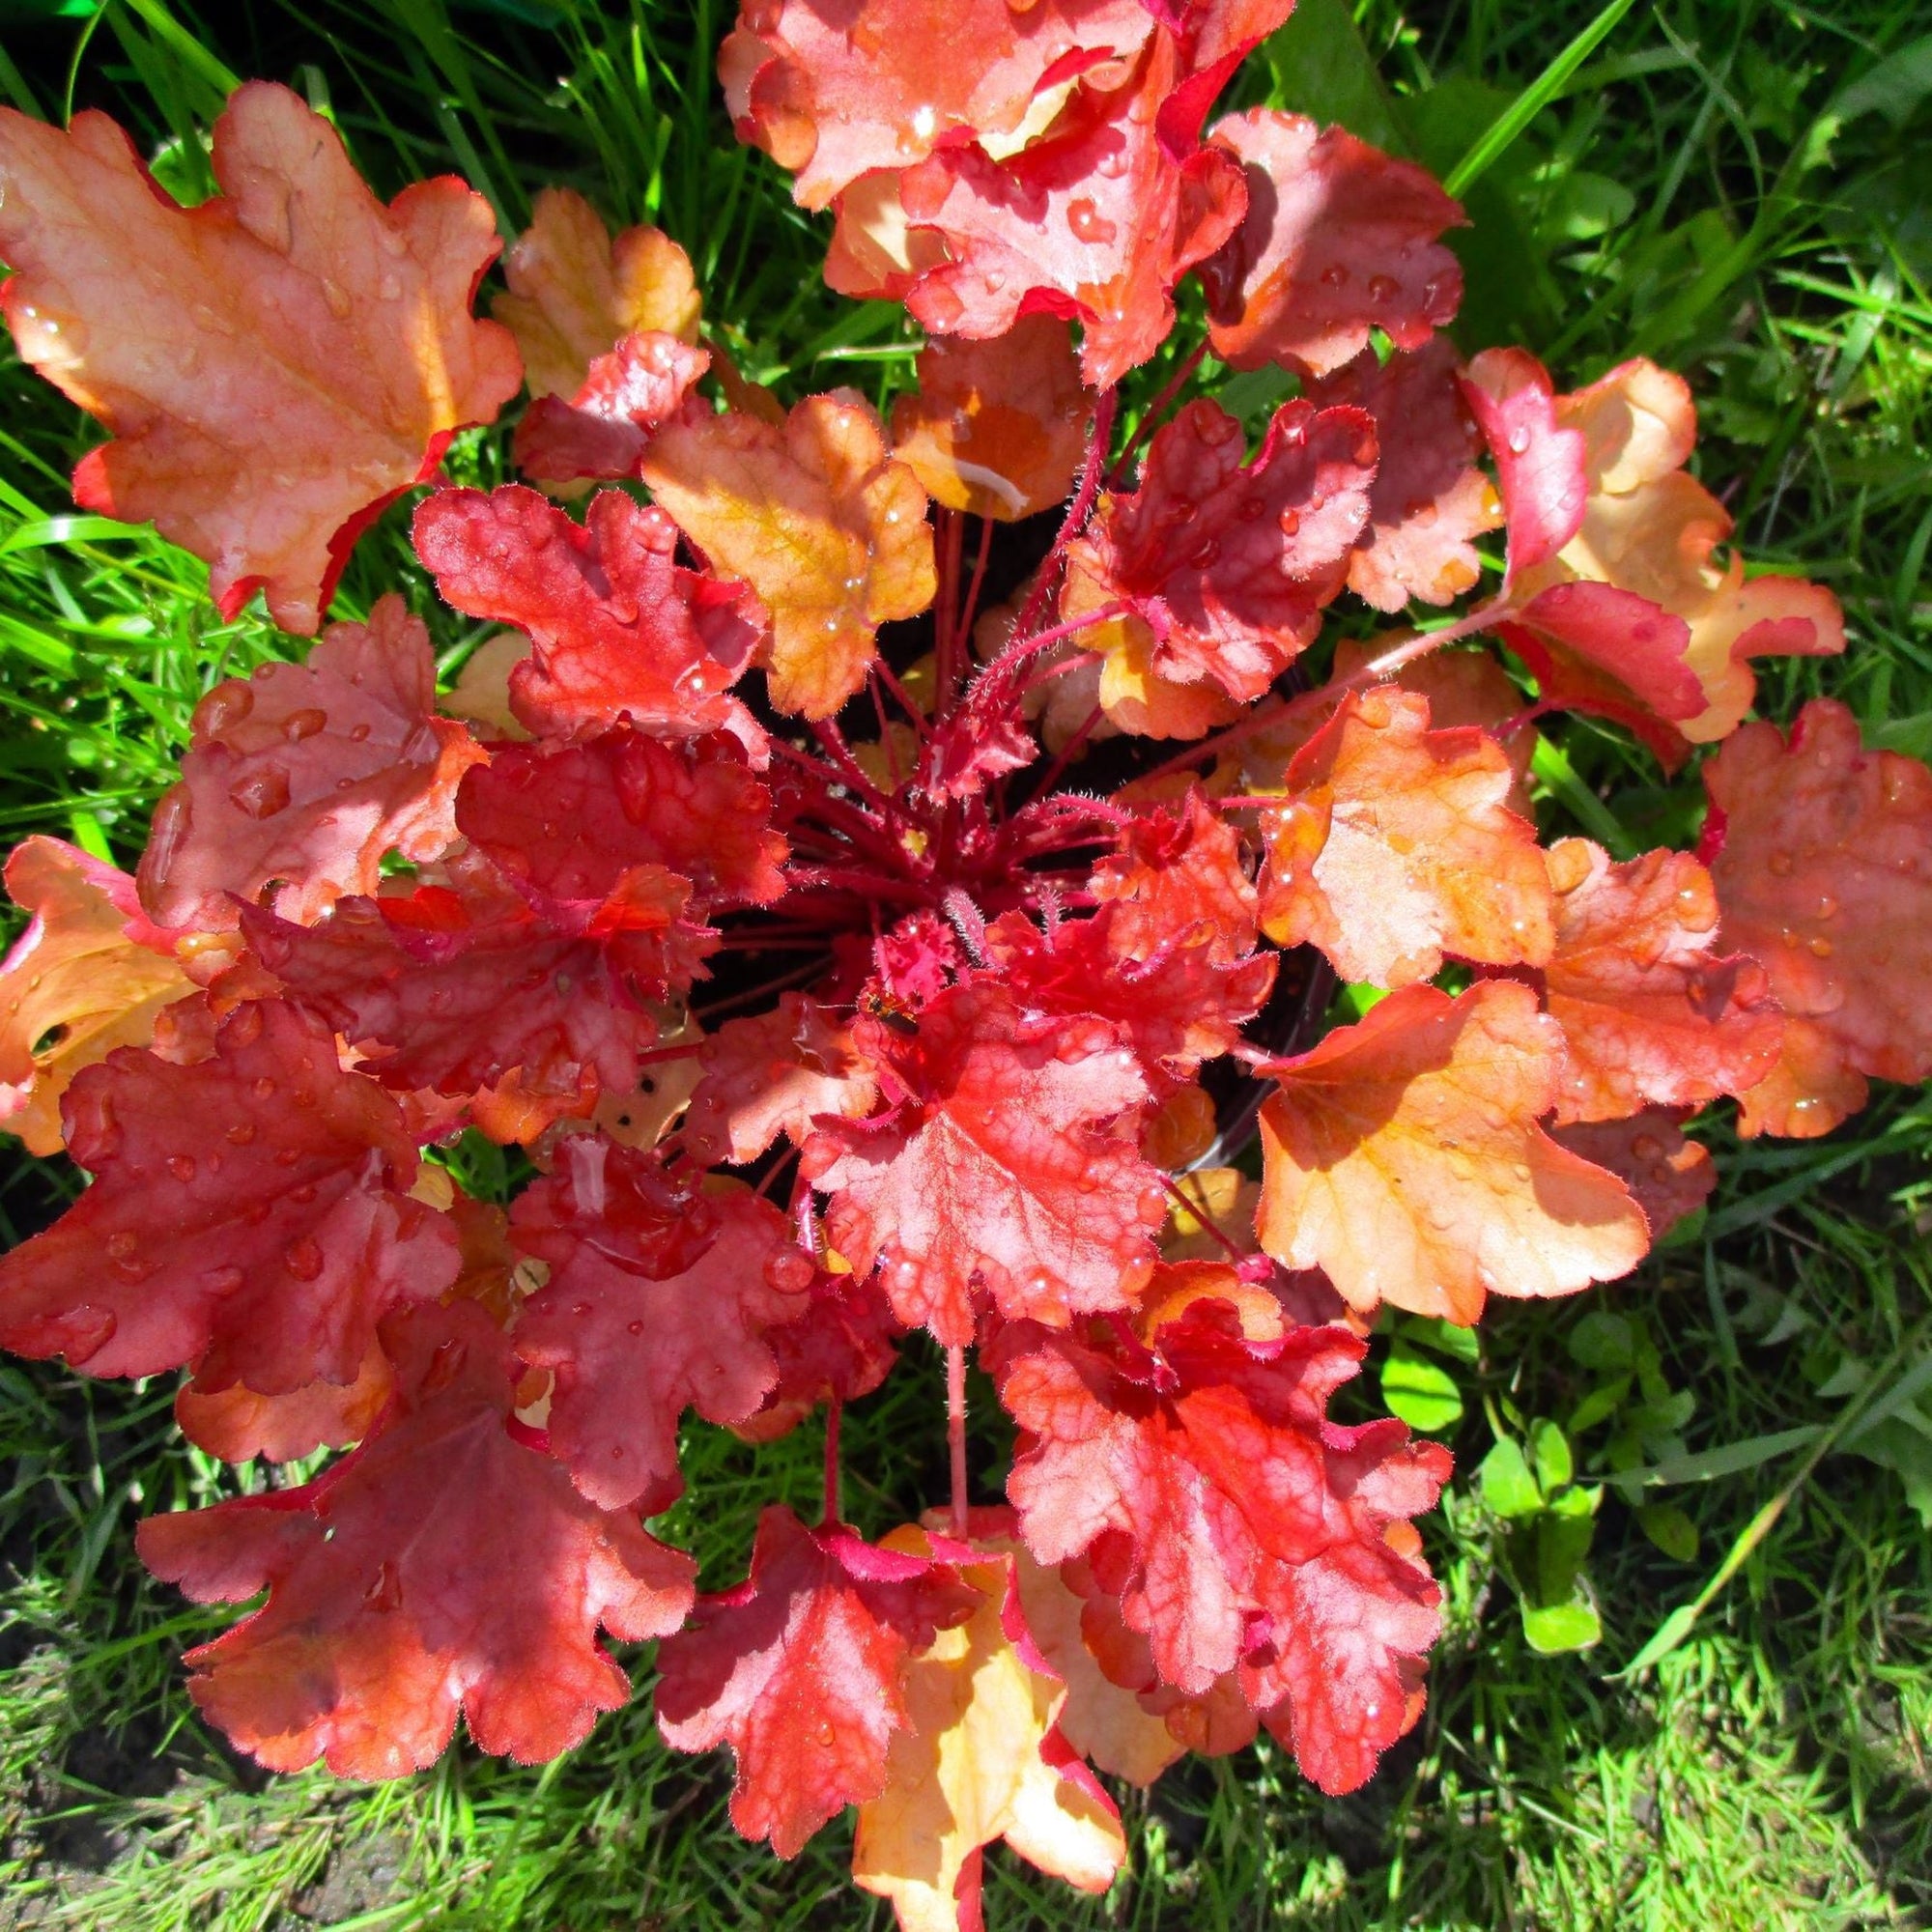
2, 7, 1930, 1922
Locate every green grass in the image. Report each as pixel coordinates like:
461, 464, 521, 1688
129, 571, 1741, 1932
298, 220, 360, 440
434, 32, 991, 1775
2, 0, 1931, 1926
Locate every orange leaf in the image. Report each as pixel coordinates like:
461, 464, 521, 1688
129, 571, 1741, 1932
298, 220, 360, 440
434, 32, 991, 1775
1006, 1546, 1185, 1788
0, 83, 520, 634
492, 186, 700, 400
1705, 698, 1932, 1137
640, 393, 936, 718
1542, 838, 1783, 1123
1550, 1110, 1715, 1240
890, 316, 1092, 522
1258, 688, 1552, 988
1256, 981, 1649, 1322
852, 1530, 1125, 1932
0, 838, 193, 1155
1509, 358, 1842, 748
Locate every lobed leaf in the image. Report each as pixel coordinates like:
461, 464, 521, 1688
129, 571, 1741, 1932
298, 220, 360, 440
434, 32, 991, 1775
1256, 981, 1650, 1321
137, 1299, 695, 1776
137, 595, 483, 932
0, 838, 193, 1155
639, 394, 936, 718
0, 83, 520, 633
0, 1000, 457, 1390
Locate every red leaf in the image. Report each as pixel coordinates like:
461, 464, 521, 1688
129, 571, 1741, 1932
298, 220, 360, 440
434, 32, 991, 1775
1089, 790, 1258, 962
240, 884, 677, 1103
994, 1298, 1449, 1792
1202, 111, 1463, 378
1256, 981, 1650, 1322
136, 1299, 695, 1776
1704, 698, 1932, 1137
656, 1506, 977, 1857
1308, 341, 1502, 613
986, 906, 1275, 1080
456, 727, 787, 924
1063, 398, 1375, 703
0, 1000, 457, 1389
0, 837, 193, 1155
721, 0, 1156, 213
1550, 1110, 1715, 1240
801, 984, 1164, 1346
0, 83, 519, 634
734, 1266, 901, 1444
412, 486, 765, 750
510, 1144, 813, 1509
1460, 346, 1587, 576
1257, 687, 1552, 988
877, 34, 1250, 388
137, 596, 483, 933
1543, 838, 1783, 1123
683, 994, 880, 1165
513, 330, 711, 484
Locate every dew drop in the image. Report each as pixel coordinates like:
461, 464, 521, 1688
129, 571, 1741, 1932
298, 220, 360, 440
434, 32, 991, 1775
167, 1153, 197, 1182
1814, 894, 1838, 920
321, 277, 353, 320
283, 1237, 326, 1282
282, 707, 327, 744
228, 766, 292, 820
765, 1247, 816, 1293
1631, 1133, 1662, 1161
192, 683, 254, 737
364, 1561, 403, 1612
1318, 263, 1349, 288
1366, 274, 1399, 305
627, 1319, 645, 1337
1506, 426, 1531, 455
921, 284, 966, 330
1807, 934, 1833, 957
1065, 198, 1117, 244
106, 1230, 139, 1261
1546, 842, 1592, 895
1768, 851, 1795, 876
349, 721, 373, 743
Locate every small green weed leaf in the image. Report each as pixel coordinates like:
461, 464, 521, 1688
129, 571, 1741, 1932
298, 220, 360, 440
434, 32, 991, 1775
1567, 1312, 1634, 1374
1636, 1503, 1700, 1562
1480, 1437, 1542, 1519
1529, 1418, 1574, 1492
1521, 1595, 1602, 1656
1380, 1342, 1464, 1435
1567, 1378, 1629, 1435
1395, 1315, 1480, 1365
1536, 1485, 1598, 1604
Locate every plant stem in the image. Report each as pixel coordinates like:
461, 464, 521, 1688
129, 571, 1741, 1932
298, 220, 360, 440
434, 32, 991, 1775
946, 1343, 969, 1539
957, 513, 994, 646
823, 1396, 843, 1526
1134, 598, 1509, 790
1005, 385, 1119, 651
1109, 338, 1208, 485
